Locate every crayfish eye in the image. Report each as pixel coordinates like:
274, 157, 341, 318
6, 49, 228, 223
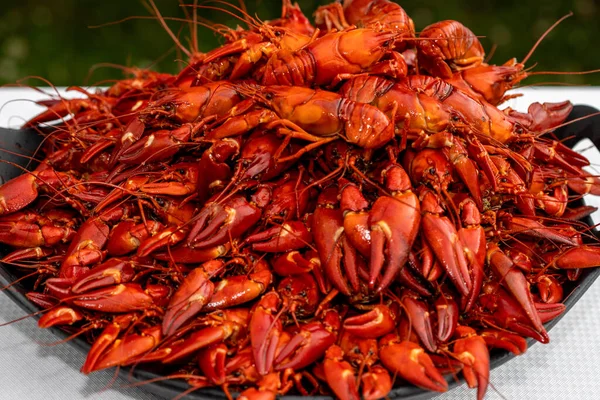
156, 197, 165, 206
265, 92, 273, 100
383, 40, 391, 47
451, 114, 460, 122
177, 168, 185, 174
515, 125, 524, 134
274, 30, 281, 37
163, 103, 177, 114
505, 74, 514, 82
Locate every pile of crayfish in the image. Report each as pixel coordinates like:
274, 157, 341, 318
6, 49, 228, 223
2, 0, 600, 399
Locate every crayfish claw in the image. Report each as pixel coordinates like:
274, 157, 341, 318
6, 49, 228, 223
81, 314, 135, 374
343, 304, 396, 339
420, 189, 472, 296
480, 329, 527, 356
92, 325, 162, 372
38, 306, 83, 329
402, 294, 437, 352
487, 244, 547, 338
162, 260, 220, 336
197, 344, 228, 386
274, 308, 340, 371
379, 335, 448, 393
435, 294, 459, 343
544, 245, 600, 270
323, 345, 360, 400
187, 196, 261, 249
453, 326, 490, 400
244, 221, 312, 253
312, 187, 352, 296
361, 365, 392, 400
72, 283, 155, 313
250, 291, 283, 375
369, 164, 420, 292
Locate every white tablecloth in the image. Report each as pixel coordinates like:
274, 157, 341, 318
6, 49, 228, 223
1, 87, 600, 400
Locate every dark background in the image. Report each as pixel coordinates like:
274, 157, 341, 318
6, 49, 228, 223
1, 0, 598, 87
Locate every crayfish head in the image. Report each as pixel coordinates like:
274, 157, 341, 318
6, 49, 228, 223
339, 179, 369, 213
379, 163, 412, 193
263, 25, 311, 52
339, 331, 378, 366
160, 101, 176, 116
418, 188, 445, 215
448, 110, 468, 131
337, 28, 399, 68
462, 61, 526, 105
457, 196, 481, 226
316, 186, 340, 209
262, 174, 309, 221
277, 273, 320, 318
320, 308, 342, 333
407, 149, 453, 192
511, 121, 527, 137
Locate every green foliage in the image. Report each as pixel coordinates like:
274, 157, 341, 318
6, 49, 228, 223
1, 0, 598, 86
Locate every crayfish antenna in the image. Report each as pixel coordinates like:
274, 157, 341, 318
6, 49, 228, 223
0, 305, 53, 327
537, 110, 600, 137
178, 0, 199, 55
16, 75, 77, 129
205, 0, 266, 30
187, 2, 261, 32
0, 270, 45, 291
527, 68, 600, 77
145, 0, 191, 58
233, 82, 269, 105
521, 12, 573, 65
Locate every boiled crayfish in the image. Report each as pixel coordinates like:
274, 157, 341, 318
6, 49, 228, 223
1, 1, 599, 400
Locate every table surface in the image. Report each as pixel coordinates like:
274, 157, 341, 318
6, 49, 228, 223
1, 87, 600, 400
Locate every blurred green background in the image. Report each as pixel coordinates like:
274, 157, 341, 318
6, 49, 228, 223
1, 0, 598, 87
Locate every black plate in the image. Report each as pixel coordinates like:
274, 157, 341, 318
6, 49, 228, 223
1, 106, 600, 399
